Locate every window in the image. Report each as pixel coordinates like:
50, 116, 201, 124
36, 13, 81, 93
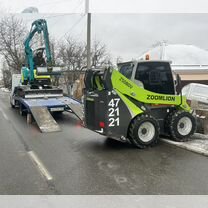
119, 63, 134, 79
135, 62, 175, 94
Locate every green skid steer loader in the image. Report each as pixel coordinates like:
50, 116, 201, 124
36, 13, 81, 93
84, 60, 196, 148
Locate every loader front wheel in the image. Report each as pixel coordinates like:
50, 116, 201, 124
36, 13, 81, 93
128, 114, 160, 149
169, 111, 196, 142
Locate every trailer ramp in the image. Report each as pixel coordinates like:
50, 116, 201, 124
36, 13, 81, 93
61, 98, 84, 121
30, 106, 61, 133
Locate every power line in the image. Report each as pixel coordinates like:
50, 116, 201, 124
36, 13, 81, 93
42, 0, 84, 22
23, 13, 76, 24
45, 14, 79, 32
58, 14, 86, 40
72, 0, 85, 13
36, 0, 74, 7
43, 13, 76, 20
22, 0, 85, 24
37, 0, 85, 13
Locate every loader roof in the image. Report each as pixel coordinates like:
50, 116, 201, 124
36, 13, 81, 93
117, 60, 171, 67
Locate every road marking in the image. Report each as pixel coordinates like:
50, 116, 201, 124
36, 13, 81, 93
28, 151, 53, 181
0, 106, 9, 121
2, 111, 9, 121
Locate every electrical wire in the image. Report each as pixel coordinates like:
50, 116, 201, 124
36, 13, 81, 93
23, 13, 76, 23
58, 14, 86, 40
39, 0, 85, 14
71, 0, 85, 13
35, 0, 74, 8
23, 0, 85, 24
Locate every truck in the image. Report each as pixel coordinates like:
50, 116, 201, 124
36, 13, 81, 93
10, 19, 83, 132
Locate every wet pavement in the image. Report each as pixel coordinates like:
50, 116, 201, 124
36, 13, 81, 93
0, 90, 208, 194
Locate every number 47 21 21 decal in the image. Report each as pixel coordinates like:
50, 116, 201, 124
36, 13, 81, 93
108, 98, 120, 127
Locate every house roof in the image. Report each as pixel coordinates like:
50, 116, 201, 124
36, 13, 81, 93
140, 44, 208, 72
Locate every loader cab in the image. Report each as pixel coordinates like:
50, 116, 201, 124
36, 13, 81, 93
118, 60, 176, 95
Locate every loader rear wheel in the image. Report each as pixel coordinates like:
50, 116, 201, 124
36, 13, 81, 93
168, 111, 196, 142
128, 114, 160, 149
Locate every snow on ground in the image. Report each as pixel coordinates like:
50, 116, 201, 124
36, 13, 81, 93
162, 133, 208, 157
0, 87, 10, 93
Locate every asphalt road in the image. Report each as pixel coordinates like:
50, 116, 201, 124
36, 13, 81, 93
0, 90, 208, 194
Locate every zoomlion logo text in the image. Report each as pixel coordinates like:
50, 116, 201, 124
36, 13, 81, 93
147, 95, 175, 102
119, 77, 133, 89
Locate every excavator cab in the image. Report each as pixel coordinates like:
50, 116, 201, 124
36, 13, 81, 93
33, 48, 46, 68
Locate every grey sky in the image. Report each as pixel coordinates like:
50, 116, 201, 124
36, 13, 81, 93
91, 14, 208, 61
1, 0, 208, 62
1, 0, 208, 13
10, 13, 208, 62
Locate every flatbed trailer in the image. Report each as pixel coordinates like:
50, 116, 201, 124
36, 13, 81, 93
12, 94, 83, 133
10, 74, 84, 133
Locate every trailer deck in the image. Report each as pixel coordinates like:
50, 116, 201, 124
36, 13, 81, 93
15, 96, 84, 133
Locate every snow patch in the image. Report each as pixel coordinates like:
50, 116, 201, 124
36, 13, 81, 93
0, 87, 10, 93
162, 134, 208, 157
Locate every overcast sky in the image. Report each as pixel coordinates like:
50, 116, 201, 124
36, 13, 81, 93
1, 1, 208, 62
1, 0, 208, 13
8, 13, 208, 62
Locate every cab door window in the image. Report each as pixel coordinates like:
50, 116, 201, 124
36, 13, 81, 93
119, 64, 134, 79
135, 62, 175, 94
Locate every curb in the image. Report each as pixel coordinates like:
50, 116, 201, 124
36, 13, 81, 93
161, 138, 208, 157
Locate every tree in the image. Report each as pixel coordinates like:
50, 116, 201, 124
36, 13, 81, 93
0, 15, 27, 74
91, 40, 112, 67
56, 36, 86, 94
0, 15, 27, 88
1, 61, 12, 89
116, 56, 123, 64
56, 37, 112, 95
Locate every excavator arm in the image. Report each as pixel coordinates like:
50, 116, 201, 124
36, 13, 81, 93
24, 19, 52, 82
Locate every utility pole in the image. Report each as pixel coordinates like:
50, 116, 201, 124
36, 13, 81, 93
85, 0, 91, 70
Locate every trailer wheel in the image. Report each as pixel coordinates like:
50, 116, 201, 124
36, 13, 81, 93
27, 113, 32, 124
10, 102, 15, 108
19, 104, 27, 116
10, 98, 15, 108
128, 114, 160, 148
168, 111, 196, 141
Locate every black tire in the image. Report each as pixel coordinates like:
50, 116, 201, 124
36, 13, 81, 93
128, 114, 160, 149
168, 110, 196, 142
19, 104, 27, 116
10, 98, 15, 108
10, 102, 15, 108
